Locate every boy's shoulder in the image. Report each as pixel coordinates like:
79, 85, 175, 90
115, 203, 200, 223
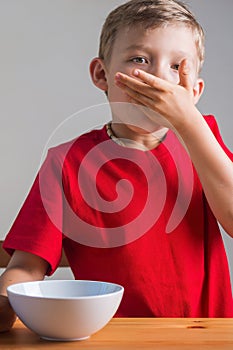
46, 126, 106, 161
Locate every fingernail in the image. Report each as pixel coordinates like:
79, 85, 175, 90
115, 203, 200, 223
133, 69, 139, 76
115, 73, 121, 80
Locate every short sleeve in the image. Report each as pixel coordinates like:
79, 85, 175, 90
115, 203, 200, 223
3, 148, 64, 275
204, 115, 233, 161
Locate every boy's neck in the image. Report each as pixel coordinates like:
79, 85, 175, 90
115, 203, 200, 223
107, 122, 168, 150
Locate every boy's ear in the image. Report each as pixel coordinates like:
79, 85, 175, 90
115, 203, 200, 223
89, 58, 108, 92
193, 78, 205, 105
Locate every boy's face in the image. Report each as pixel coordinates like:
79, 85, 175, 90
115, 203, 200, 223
100, 24, 201, 104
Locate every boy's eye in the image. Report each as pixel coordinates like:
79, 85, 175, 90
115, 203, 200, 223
171, 64, 180, 71
131, 57, 148, 64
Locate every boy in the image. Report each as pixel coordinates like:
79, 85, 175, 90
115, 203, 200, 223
1, 0, 233, 332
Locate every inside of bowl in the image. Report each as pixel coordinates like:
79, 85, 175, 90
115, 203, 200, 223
8, 280, 123, 298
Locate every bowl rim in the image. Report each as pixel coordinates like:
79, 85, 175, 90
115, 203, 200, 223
7, 279, 124, 300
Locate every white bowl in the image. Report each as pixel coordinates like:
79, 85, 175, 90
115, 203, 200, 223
7, 280, 124, 341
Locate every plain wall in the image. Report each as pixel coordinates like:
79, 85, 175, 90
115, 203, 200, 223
0, 0, 232, 282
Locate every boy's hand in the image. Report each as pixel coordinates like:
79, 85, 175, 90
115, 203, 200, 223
115, 59, 198, 132
0, 295, 16, 332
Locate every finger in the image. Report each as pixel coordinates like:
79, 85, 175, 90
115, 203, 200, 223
115, 72, 148, 91
115, 72, 144, 85
115, 73, 155, 101
115, 70, 169, 92
115, 78, 161, 112
132, 69, 169, 91
178, 59, 193, 91
115, 78, 153, 106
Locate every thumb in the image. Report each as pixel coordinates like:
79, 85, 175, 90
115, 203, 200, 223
179, 59, 192, 91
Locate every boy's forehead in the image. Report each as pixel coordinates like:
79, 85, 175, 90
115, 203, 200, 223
113, 24, 197, 56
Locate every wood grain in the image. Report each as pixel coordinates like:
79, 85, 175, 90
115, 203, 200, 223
0, 318, 233, 349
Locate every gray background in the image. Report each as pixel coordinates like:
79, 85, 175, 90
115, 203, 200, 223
0, 0, 232, 282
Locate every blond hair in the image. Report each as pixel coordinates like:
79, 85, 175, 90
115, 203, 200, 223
98, 0, 205, 72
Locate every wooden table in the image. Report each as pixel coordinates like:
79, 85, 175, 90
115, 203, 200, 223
0, 318, 233, 349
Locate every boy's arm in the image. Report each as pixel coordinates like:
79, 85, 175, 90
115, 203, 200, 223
171, 111, 233, 237
0, 250, 49, 332
115, 62, 233, 237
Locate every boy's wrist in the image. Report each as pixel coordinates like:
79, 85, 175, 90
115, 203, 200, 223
172, 107, 203, 137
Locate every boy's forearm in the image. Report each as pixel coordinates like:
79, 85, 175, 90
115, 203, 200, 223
175, 110, 233, 237
0, 266, 44, 296
0, 269, 17, 331
0, 251, 48, 332
0, 267, 37, 333
0, 250, 48, 297
0, 294, 16, 332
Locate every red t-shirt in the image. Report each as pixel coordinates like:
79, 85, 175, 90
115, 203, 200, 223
3, 115, 233, 317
